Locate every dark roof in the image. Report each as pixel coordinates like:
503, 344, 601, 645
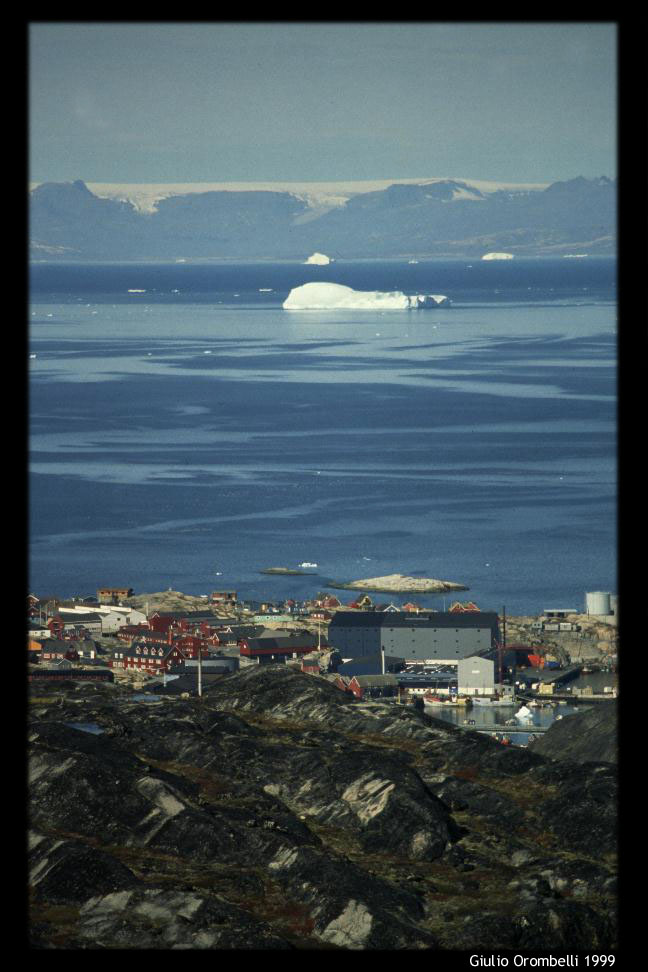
329, 610, 499, 630
59, 612, 103, 622
120, 642, 179, 658
149, 610, 219, 620
243, 636, 323, 653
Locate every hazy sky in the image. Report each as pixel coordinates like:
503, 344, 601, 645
29, 22, 617, 185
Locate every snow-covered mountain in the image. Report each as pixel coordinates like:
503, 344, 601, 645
29, 175, 616, 261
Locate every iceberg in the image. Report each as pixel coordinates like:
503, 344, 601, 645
481, 252, 514, 260
283, 282, 450, 310
304, 252, 332, 265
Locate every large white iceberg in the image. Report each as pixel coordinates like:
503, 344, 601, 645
304, 252, 332, 265
481, 252, 515, 260
283, 282, 450, 310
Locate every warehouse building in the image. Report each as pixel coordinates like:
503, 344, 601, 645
457, 655, 495, 697
327, 610, 500, 664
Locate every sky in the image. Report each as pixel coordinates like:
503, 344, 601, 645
29, 22, 617, 186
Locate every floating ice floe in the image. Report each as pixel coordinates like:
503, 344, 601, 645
304, 252, 332, 265
299, 562, 318, 568
283, 282, 450, 310
481, 252, 514, 260
128, 288, 146, 293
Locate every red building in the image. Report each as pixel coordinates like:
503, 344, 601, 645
239, 635, 325, 665
110, 641, 188, 675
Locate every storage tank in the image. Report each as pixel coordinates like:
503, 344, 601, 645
585, 591, 611, 616
609, 594, 618, 617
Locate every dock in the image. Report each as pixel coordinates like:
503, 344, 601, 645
521, 663, 583, 687
457, 723, 552, 734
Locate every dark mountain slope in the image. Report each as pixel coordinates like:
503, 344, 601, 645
28, 667, 616, 949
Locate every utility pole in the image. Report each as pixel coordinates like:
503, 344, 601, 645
198, 643, 202, 698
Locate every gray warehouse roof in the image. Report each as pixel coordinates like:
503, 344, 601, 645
329, 611, 499, 629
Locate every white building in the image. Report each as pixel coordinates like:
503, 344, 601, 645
57, 604, 146, 634
457, 656, 495, 697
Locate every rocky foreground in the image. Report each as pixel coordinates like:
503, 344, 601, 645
29, 667, 617, 950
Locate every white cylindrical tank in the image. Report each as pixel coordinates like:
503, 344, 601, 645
586, 591, 611, 616
609, 594, 618, 617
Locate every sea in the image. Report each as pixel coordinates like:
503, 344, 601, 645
28, 257, 617, 615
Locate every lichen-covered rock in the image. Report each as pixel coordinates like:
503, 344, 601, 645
528, 701, 617, 764
28, 666, 616, 949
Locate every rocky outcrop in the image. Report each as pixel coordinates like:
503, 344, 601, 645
528, 701, 617, 764
328, 573, 468, 593
28, 668, 616, 949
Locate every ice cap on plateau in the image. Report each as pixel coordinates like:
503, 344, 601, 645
283, 282, 449, 310
304, 252, 332, 265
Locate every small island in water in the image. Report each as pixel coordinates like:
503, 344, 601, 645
260, 567, 318, 576
326, 573, 469, 594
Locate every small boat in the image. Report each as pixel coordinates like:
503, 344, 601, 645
423, 694, 461, 707
471, 696, 516, 707
423, 695, 447, 706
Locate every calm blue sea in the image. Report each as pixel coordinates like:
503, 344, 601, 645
29, 258, 617, 614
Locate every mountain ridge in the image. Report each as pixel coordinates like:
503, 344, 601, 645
29, 176, 616, 262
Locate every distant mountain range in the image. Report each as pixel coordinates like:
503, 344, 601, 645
29, 175, 616, 262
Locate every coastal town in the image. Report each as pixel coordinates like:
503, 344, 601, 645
28, 582, 618, 742
28, 579, 619, 950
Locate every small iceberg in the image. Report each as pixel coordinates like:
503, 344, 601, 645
304, 252, 332, 265
128, 288, 147, 293
514, 705, 534, 722
299, 562, 318, 568
283, 282, 450, 310
481, 252, 514, 261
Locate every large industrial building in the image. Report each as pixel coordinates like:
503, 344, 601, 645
327, 610, 500, 664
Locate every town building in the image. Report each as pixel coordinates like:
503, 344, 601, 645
457, 656, 495, 697
337, 653, 406, 677
109, 640, 188, 675
327, 610, 500, 664
238, 633, 326, 665
97, 587, 134, 604
57, 604, 146, 634
210, 591, 238, 605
